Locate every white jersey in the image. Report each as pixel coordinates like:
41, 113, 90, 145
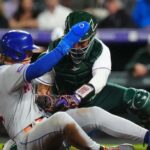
0, 64, 44, 138
89, 39, 111, 94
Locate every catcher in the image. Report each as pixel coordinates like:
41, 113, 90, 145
39, 10, 150, 128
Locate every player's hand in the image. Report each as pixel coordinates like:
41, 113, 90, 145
57, 21, 90, 56
54, 95, 81, 111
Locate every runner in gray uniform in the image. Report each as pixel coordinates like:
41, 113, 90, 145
6, 69, 150, 150
0, 22, 107, 150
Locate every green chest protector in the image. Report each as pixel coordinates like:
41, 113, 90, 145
48, 38, 103, 94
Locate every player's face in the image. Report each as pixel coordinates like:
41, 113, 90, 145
70, 39, 91, 64
73, 40, 90, 50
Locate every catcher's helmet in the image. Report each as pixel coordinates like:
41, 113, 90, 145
0, 30, 39, 61
65, 11, 98, 64
65, 11, 97, 41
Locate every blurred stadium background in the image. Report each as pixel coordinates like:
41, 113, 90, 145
0, 0, 150, 149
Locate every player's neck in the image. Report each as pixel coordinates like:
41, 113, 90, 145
3, 56, 31, 65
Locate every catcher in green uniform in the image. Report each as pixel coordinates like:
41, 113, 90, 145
38, 10, 150, 124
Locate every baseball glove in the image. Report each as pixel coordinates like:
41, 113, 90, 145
54, 94, 80, 111
35, 94, 58, 113
35, 94, 80, 113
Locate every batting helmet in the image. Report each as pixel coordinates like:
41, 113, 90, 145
0, 30, 39, 61
65, 11, 98, 64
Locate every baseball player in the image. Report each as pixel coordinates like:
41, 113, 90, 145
40, 10, 150, 126
0, 22, 109, 150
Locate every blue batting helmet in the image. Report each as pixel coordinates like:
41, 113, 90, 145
0, 30, 39, 61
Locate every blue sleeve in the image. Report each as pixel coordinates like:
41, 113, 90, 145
25, 21, 90, 82
25, 48, 64, 82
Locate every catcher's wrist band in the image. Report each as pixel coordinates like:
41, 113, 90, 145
75, 84, 95, 102
74, 94, 81, 103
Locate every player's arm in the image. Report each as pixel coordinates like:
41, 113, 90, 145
74, 40, 111, 103
35, 71, 80, 112
35, 73, 58, 112
25, 22, 90, 82
88, 40, 111, 94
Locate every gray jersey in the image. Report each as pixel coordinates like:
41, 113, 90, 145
0, 64, 44, 138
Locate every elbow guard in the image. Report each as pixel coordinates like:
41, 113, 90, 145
75, 84, 95, 104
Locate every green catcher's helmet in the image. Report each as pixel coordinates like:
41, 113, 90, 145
65, 11, 98, 65
65, 11, 98, 41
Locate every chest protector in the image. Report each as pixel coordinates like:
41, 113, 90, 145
48, 38, 103, 94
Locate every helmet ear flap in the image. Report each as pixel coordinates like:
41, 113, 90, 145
0, 30, 39, 61
1, 45, 26, 61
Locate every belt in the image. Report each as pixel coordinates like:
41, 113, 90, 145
23, 116, 44, 133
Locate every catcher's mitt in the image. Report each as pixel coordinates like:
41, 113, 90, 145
54, 94, 80, 111
35, 94, 80, 113
35, 94, 58, 113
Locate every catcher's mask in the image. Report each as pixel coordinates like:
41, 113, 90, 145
0, 30, 39, 62
65, 11, 98, 65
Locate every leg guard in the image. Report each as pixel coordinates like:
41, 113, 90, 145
123, 88, 150, 115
